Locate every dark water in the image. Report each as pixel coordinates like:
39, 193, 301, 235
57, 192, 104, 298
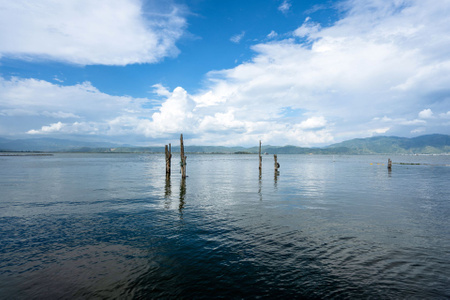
0, 153, 449, 299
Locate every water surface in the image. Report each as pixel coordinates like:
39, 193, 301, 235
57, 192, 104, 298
1, 153, 449, 298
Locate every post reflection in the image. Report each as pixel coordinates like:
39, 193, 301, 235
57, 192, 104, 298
164, 174, 172, 209
258, 173, 262, 201
179, 177, 186, 216
274, 170, 279, 190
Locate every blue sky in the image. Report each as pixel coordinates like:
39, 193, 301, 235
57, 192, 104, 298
0, 0, 449, 146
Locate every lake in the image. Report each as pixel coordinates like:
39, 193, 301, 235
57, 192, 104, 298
0, 153, 449, 299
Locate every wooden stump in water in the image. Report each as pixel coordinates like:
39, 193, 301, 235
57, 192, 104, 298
180, 134, 187, 178
165, 143, 172, 176
259, 140, 262, 174
388, 158, 392, 170
274, 154, 280, 171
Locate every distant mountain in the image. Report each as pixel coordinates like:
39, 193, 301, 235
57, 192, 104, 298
87, 145, 249, 154
0, 137, 122, 152
1, 134, 449, 154
326, 134, 450, 154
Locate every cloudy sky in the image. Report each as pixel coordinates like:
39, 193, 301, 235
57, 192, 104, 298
0, 0, 449, 146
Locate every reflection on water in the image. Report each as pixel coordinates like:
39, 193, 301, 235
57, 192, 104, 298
0, 153, 449, 298
164, 174, 171, 197
164, 174, 172, 209
179, 177, 186, 216
274, 170, 279, 190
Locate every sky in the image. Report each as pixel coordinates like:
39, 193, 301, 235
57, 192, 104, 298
0, 0, 449, 147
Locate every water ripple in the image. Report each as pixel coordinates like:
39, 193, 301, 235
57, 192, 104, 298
1, 154, 449, 298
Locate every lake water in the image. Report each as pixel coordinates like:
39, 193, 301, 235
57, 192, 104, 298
0, 153, 449, 299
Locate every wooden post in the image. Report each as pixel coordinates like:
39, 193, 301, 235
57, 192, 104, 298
274, 154, 280, 172
165, 143, 172, 176
180, 134, 187, 178
388, 158, 392, 170
165, 144, 169, 174
259, 140, 262, 173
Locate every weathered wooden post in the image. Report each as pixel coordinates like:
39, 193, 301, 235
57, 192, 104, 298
274, 154, 280, 172
180, 134, 187, 178
388, 158, 392, 170
169, 143, 172, 173
165, 143, 172, 176
259, 140, 262, 174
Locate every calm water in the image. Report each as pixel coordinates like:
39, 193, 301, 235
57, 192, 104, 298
0, 153, 449, 299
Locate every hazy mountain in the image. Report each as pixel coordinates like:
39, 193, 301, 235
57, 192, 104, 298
326, 134, 450, 154
0, 137, 122, 152
1, 134, 449, 154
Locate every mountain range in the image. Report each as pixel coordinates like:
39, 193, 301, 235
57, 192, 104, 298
0, 134, 449, 154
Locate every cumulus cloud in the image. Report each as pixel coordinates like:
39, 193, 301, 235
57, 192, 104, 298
189, 0, 450, 143
297, 116, 327, 130
150, 87, 196, 134
0, 77, 147, 119
0, 0, 186, 65
28, 122, 65, 134
418, 108, 433, 119
2, 0, 450, 146
0, 75, 335, 146
0, 76, 152, 137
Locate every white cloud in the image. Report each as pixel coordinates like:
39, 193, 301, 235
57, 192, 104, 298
278, 0, 291, 14
0, 76, 336, 145
0, 77, 147, 119
297, 116, 327, 130
0, 80, 196, 140
27, 121, 101, 135
418, 108, 433, 119
400, 119, 426, 126
230, 31, 245, 44
2, 0, 450, 146
0, 0, 186, 65
294, 18, 321, 38
53, 76, 64, 83
0, 77, 152, 137
267, 30, 278, 39
28, 122, 65, 134
374, 115, 426, 126
198, 110, 246, 133
372, 127, 390, 134
188, 0, 450, 143
152, 84, 172, 98
150, 87, 196, 134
